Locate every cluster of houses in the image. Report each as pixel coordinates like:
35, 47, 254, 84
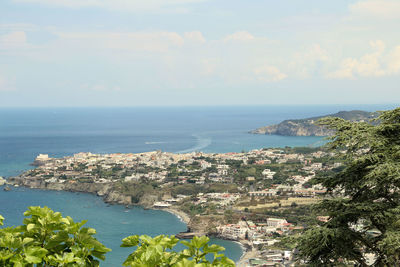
27, 147, 338, 190
18, 148, 345, 266
153, 192, 241, 209
218, 218, 291, 241
218, 218, 299, 266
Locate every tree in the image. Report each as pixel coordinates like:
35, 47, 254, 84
297, 107, 400, 266
0, 206, 111, 266
121, 235, 235, 267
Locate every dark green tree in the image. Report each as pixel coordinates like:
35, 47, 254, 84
297, 107, 400, 266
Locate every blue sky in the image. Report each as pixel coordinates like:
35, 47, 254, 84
0, 0, 400, 107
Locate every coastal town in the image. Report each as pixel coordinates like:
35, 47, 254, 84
8, 147, 343, 266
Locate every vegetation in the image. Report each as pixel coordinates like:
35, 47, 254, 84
0, 206, 110, 266
297, 108, 400, 266
114, 182, 158, 203
121, 235, 235, 267
0, 207, 235, 266
251, 110, 377, 136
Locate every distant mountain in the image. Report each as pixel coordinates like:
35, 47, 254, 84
250, 110, 378, 136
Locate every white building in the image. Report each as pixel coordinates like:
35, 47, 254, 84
217, 164, 229, 176
266, 218, 288, 228
249, 189, 277, 197
218, 224, 248, 240
262, 169, 276, 179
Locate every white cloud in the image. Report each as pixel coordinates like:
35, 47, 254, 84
224, 31, 255, 42
0, 31, 27, 49
327, 40, 400, 79
200, 58, 220, 75
289, 44, 330, 79
12, 0, 207, 12
81, 83, 121, 92
0, 23, 38, 32
184, 31, 206, 43
387, 46, 400, 74
55, 31, 185, 52
3, 23, 399, 90
0, 74, 16, 91
254, 65, 287, 82
349, 0, 400, 20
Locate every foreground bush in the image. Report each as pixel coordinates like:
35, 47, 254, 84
0, 206, 110, 266
121, 235, 235, 267
0, 207, 235, 266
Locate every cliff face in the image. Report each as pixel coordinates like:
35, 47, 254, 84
187, 215, 224, 236
9, 177, 134, 206
250, 110, 377, 136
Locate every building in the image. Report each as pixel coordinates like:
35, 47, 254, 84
266, 218, 288, 228
262, 169, 276, 179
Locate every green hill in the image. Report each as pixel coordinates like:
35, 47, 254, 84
250, 110, 378, 136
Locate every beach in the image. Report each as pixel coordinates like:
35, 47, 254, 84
163, 208, 191, 224
236, 248, 259, 267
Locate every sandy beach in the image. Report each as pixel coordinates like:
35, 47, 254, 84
164, 208, 191, 224
236, 248, 258, 267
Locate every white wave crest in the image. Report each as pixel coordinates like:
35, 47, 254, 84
145, 141, 167, 145
177, 134, 211, 153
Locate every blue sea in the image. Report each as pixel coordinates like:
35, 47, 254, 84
0, 105, 396, 266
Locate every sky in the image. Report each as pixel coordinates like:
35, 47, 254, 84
0, 0, 400, 107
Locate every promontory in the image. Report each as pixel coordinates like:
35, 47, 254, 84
250, 110, 377, 136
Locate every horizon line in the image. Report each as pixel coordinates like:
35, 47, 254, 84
0, 103, 398, 109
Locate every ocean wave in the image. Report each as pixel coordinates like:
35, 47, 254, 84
177, 134, 211, 153
145, 141, 167, 145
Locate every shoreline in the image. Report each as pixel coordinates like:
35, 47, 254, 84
162, 207, 249, 264
162, 208, 191, 224
236, 248, 258, 267
4, 183, 246, 261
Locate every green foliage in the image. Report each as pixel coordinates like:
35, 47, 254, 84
1, 208, 236, 267
0, 206, 111, 266
121, 235, 235, 267
171, 184, 203, 196
274, 235, 298, 250
170, 183, 239, 197
114, 182, 156, 203
283, 146, 321, 154
180, 202, 206, 216
297, 107, 400, 266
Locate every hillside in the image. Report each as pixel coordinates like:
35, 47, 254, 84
250, 110, 377, 136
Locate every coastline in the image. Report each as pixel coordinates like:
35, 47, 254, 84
163, 208, 191, 224
163, 207, 249, 264
236, 247, 258, 267
5, 183, 245, 262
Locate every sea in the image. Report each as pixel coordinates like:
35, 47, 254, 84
0, 104, 396, 266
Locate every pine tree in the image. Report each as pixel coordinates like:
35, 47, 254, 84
297, 107, 400, 266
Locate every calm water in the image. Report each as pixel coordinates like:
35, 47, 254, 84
0, 186, 241, 266
0, 105, 396, 265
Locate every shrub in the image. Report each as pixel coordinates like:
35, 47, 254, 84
0, 206, 110, 266
1, 207, 236, 266
121, 235, 235, 267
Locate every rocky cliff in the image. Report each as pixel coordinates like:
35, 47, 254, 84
8, 177, 139, 206
250, 110, 377, 136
